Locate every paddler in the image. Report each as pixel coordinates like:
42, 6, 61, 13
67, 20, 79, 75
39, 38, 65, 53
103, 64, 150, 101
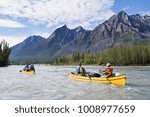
23, 64, 30, 71
77, 63, 86, 76
100, 63, 113, 78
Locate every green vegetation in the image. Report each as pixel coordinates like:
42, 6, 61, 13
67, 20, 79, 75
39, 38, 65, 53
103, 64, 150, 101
0, 40, 11, 67
51, 45, 150, 65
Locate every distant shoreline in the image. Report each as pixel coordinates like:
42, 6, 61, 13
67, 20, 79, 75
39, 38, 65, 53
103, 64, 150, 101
9, 64, 150, 66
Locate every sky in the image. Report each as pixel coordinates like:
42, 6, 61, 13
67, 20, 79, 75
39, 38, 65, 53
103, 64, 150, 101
0, 0, 150, 47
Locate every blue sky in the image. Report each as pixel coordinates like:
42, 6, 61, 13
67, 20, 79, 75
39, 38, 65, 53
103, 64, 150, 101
0, 0, 150, 46
112, 0, 150, 14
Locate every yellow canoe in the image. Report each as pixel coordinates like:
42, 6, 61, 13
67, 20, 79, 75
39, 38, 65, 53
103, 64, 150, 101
68, 72, 126, 85
23, 70, 35, 75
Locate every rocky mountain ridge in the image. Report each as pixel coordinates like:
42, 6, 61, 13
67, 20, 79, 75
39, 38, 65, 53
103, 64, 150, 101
10, 11, 150, 64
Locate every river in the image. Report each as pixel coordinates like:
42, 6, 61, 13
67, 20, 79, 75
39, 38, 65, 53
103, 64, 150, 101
0, 65, 150, 100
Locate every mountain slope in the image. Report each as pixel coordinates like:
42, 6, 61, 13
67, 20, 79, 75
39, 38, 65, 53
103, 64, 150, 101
10, 36, 46, 63
88, 11, 148, 51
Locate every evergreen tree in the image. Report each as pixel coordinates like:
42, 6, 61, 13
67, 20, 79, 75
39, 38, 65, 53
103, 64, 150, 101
51, 45, 150, 66
0, 40, 11, 67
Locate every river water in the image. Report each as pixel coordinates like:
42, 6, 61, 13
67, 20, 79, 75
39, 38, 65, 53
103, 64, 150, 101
0, 65, 150, 100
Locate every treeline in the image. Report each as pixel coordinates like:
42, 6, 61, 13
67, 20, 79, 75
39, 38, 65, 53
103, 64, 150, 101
0, 40, 11, 67
51, 45, 150, 65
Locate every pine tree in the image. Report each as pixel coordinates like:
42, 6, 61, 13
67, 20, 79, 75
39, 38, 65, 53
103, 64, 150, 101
0, 40, 11, 67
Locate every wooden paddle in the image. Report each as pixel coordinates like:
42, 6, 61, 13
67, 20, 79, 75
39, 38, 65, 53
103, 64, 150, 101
106, 77, 112, 84
85, 72, 92, 80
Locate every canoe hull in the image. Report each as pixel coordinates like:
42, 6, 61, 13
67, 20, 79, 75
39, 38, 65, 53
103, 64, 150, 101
23, 70, 35, 75
69, 73, 126, 85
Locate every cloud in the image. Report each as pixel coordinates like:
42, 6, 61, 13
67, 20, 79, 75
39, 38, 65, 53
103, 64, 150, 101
0, 0, 115, 29
0, 31, 50, 47
0, 19, 26, 28
34, 32, 50, 38
140, 11, 150, 16
122, 6, 130, 11
0, 35, 26, 47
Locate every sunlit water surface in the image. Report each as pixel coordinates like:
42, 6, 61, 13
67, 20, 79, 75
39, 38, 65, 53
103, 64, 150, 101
0, 65, 150, 100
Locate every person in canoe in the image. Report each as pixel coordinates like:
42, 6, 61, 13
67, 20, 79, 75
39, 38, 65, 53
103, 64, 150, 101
77, 63, 86, 76
100, 63, 113, 78
30, 64, 35, 72
23, 64, 30, 71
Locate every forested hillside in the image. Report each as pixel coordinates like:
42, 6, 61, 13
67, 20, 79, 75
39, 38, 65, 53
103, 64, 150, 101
52, 45, 150, 65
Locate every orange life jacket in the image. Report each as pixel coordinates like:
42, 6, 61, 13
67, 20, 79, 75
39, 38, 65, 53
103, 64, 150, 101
105, 67, 113, 77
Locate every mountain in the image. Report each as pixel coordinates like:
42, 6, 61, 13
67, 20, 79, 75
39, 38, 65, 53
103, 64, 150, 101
10, 35, 46, 63
10, 11, 150, 64
10, 25, 88, 63
11, 35, 45, 52
45, 25, 87, 57
89, 11, 150, 50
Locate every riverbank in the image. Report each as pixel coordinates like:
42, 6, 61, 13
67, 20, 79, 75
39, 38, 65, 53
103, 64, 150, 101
9, 63, 150, 66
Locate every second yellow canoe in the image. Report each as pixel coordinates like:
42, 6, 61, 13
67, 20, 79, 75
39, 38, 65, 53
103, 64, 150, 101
23, 70, 35, 75
69, 72, 126, 85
